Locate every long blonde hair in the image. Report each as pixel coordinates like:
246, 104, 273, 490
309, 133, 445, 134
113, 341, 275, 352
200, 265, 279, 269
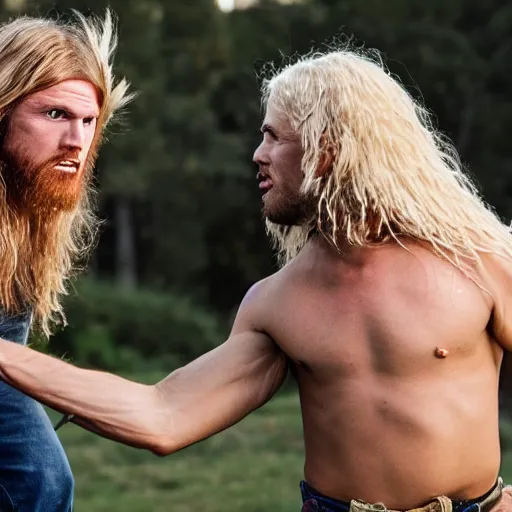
261, 48, 512, 272
0, 10, 133, 336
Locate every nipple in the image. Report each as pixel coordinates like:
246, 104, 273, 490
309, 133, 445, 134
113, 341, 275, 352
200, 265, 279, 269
434, 347, 449, 359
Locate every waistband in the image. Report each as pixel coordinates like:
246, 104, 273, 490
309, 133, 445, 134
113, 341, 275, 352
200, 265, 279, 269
301, 479, 504, 512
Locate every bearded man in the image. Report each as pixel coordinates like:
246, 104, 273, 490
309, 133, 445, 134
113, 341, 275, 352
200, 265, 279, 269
0, 10, 130, 512
0, 48, 511, 512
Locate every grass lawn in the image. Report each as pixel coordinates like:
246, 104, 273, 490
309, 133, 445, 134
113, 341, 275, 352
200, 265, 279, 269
47, 374, 512, 511
48, 386, 305, 512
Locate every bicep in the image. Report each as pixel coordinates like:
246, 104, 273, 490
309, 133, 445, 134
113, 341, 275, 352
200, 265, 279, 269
481, 253, 512, 352
153, 331, 287, 451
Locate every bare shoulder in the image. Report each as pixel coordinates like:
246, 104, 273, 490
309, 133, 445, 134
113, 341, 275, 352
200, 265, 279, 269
361, 241, 492, 327
359, 240, 466, 289
231, 269, 289, 336
478, 251, 512, 288
476, 252, 512, 349
375, 239, 485, 283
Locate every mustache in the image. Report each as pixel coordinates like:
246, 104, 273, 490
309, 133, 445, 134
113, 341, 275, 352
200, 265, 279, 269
1, 149, 82, 176
27, 151, 82, 175
256, 169, 271, 181
0, 147, 90, 213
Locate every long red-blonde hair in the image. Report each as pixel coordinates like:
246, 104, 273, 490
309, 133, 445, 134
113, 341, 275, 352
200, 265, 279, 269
0, 10, 133, 336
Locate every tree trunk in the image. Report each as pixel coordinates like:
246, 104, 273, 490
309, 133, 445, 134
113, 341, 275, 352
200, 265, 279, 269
115, 195, 137, 290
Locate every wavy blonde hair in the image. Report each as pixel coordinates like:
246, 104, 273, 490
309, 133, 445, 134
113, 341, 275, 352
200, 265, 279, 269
261, 48, 512, 273
0, 9, 133, 336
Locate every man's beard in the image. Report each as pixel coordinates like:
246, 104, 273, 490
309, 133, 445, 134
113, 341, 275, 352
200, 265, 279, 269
0, 148, 95, 213
0, 142, 100, 335
263, 189, 316, 226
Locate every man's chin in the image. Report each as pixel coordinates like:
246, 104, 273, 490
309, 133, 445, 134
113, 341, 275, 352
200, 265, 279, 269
29, 170, 86, 213
263, 210, 306, 227
39, 196, 81, 213
24, 188, 83, 214
263, 202, 315, 227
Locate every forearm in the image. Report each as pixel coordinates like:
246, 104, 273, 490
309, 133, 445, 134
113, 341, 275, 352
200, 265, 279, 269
0, 339, 168, 454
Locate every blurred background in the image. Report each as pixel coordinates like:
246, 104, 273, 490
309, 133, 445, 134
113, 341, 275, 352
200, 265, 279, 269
2, 0, 512, 510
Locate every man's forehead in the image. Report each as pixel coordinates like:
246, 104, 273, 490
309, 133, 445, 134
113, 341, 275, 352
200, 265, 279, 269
262, 103, 290, 128
24, 80, 100, 116
261, 103, 296, 138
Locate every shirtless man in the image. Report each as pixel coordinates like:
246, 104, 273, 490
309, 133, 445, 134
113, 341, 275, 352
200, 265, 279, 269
0, 10, 129, 511
0, 49, 510, 512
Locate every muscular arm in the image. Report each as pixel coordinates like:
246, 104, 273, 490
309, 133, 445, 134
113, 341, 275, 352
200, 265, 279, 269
0, 282, 288, 455
480, 252, 512, 352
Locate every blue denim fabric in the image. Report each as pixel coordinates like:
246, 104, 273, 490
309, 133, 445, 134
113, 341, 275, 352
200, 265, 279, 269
300, 481, 496, 512
0, 308, 73, 512
301, 480, 351, 512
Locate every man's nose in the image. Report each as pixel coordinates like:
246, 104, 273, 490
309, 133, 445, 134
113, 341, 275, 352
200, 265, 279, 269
61, 120, 85, 152
253, 141, 269, 166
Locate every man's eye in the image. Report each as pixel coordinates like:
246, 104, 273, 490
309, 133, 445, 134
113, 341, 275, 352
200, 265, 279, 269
46, 109, 66, 120
83, 117, 96, 126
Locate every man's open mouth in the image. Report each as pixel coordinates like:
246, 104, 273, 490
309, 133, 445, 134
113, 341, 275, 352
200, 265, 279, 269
257, 171, 273, 194
54, 159, 80, 173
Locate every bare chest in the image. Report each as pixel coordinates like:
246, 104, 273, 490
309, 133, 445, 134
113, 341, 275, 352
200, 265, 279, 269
265, 250, 493, 378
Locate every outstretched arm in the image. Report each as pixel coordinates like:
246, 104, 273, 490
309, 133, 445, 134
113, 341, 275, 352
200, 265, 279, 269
0, 282, 288, 455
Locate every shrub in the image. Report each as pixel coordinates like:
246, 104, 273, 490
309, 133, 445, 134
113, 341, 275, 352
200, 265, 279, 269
43, 278, 225, 372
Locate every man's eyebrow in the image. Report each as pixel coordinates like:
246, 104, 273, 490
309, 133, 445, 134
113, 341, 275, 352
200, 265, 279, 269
260, 123, 276, 135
